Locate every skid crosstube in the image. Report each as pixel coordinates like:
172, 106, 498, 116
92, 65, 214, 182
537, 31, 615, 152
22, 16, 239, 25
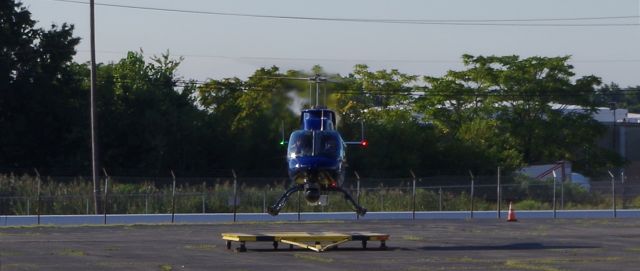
222, 232, 389, 252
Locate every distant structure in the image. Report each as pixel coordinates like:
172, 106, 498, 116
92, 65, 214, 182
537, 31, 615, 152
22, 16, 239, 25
519, 161, 591, 191
555, 105, 640, 182
519, 105, 639, 197
594, 107, 640, 182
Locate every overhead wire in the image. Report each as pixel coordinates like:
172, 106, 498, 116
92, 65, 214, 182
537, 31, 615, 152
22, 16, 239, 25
50, 0, 640, 27
44, 0, 640, 87
75, 49, 640, 64
89, 74, 640, 97
77, 75, 640, 99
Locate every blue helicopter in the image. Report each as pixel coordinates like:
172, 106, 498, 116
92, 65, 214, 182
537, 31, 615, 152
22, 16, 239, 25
267, 75, 368, 216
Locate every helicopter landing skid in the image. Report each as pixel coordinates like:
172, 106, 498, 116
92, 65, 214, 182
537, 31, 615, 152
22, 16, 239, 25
329, 186, 367, 216
267, 185, 367, 216
267, 185, 303, 216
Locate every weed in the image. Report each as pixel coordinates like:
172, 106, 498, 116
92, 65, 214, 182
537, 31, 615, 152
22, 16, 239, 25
184, 244, 217, 251
56, 248, 85, 257
293, 253, 333, 263
504, 259, 561, 271
402, 235, 424, 241
627, 247, 640, 253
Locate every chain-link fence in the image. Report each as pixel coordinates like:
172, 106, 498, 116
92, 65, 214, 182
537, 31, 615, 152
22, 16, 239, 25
1, 174, 639, 217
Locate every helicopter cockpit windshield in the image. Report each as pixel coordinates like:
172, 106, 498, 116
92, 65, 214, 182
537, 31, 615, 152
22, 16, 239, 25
288, 131, 342, 159
288, 131, 313, 158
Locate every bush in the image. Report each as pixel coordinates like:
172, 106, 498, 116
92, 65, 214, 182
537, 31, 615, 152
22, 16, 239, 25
515, 199, 550, 210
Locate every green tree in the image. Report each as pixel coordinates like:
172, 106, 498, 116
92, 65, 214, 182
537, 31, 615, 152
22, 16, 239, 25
0, 0, 85, 171
196, 66, 296, 172
597, 83, 640, 113
94, 51, 209, 174
416, 54, 616, 175
331, 65, 444, 176
336, 64, 417, 124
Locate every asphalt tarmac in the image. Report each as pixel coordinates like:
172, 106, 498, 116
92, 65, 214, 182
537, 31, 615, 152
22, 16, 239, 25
1, 218, 639, 270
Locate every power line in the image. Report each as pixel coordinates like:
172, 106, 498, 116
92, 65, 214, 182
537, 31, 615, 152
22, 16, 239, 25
75, 49, 460, 63
63, 74, 640, 100
51, 0, 640, 27
334, 90, 640, 97
75, 50, 640, 64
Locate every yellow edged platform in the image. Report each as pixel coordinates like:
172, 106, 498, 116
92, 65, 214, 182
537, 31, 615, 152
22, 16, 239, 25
221, 231, 389, 252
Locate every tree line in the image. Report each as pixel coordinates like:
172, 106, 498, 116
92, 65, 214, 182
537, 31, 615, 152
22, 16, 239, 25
1, 1, 635, 179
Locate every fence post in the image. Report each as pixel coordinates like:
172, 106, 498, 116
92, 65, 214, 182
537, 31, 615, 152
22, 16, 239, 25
621, 171, 625, 209
497, 166, 501, 219
561, 178, 564, 210
35, 168, 41, 225
297, 188, 301, 221
262, 188, 267, 214
552, 170, 557, 219
171, 170, 177, 223
608, 170, 616, 218
145, 193, 149, 214
355, 171, 361, 220
232, 169, 237, 222
410, 170, 416, 220
469, 170, 474, 219
561, 161, 565, 210
0, 188, 3, 224
102, 169, 109, 224
202, 182, 206, 214
438, 187, 443, 211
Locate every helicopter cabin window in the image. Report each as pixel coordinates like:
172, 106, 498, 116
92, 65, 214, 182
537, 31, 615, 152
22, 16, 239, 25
318, 133, 340, 157
288, 131, 342, 158
288, 131, 313, 158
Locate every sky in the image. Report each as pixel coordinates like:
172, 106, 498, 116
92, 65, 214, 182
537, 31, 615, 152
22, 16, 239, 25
19, 0, 640, 87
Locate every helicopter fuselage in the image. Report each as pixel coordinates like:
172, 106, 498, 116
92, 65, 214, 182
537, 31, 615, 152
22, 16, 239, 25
287, 130, 346, 203
268, 107, 366, 216
287, 108, 345, 203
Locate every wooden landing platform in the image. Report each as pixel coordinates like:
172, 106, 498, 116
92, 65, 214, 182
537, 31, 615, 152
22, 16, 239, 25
221, 232, 389, 252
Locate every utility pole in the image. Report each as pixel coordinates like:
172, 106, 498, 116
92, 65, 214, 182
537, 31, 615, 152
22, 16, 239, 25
89, 0, 100, 214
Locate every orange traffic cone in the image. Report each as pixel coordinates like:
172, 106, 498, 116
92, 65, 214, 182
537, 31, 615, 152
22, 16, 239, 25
507, 201, 518, 222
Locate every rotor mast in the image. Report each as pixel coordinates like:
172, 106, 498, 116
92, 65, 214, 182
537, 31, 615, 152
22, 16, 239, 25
309, 74, 326, 108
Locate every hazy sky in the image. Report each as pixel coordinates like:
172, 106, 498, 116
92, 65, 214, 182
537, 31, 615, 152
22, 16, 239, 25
20, 0, 640, 86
